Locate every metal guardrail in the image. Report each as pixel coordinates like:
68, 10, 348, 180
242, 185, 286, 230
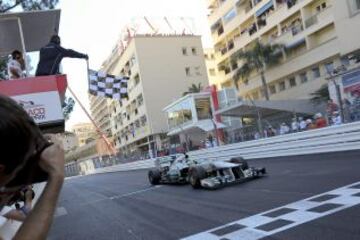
84, 121, 360, 175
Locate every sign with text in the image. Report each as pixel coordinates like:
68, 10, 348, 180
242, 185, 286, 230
12, 91, 64, 125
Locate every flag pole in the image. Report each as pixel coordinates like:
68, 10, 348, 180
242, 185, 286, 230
67, 60, 117, 156
67, 86, 117, 156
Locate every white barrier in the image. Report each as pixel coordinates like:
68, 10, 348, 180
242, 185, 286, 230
85, 121, 360, 175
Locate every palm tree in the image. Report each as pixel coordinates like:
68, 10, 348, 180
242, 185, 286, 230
233, 41, 284, 100
310, 84, 330, 104
183, 83, 203, 96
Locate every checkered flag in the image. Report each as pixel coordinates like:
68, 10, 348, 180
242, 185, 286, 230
88, 70, 129, 100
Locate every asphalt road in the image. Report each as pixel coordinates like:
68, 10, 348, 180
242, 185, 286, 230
49, 150, 360, 240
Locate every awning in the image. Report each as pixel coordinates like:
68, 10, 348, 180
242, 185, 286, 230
286, 38, 306, 49
342, 69, 360, 93
215, 99, 321, 118
0, 9, 61, 56
167, 119, 227, 136
255, 0, 273, 17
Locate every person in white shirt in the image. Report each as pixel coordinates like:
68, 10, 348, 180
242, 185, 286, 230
7, 50, 25, 79
291, 118, 299, 132
279, 123, 290, 135
299, 117, 307, 131
332, 112, 342, 125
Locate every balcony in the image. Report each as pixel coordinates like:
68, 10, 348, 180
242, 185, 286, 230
305, 6, 334, 29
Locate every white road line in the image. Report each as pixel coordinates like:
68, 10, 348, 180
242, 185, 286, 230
182, 181, 360, 240
109, 186, 162, 200
54, 207, 68, 218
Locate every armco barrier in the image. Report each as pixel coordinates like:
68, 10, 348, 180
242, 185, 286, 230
88, 121, 360, 175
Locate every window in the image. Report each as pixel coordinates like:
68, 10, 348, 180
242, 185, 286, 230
300, 72, 308, 83
191, 47, 197, 55
312, 67, 321, 78
223, 8, 237, 24
325, 62, 334, 74
209, 68, 216, 76
137, 94, 144, 106
357, 0, 360, 10
279, 81, 286, 91
194, 67, 201, 76
289, 77, 297, 87
185, 67, 191, 76
182, 47, 187, 56
269, 85, 276, 94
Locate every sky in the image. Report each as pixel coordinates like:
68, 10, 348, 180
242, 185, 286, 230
56, 0, 213, 130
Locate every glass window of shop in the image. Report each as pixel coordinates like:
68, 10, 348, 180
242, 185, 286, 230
195, 98, 212, 120
167, 98, 194, 129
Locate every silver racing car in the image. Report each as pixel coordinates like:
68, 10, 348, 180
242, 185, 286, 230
148, 154, 266, 189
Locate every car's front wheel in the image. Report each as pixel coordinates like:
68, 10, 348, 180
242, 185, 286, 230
148, 169, 161, 185
189, 166, 206, 189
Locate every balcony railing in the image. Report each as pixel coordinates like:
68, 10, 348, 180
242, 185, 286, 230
305, 6, 332, 28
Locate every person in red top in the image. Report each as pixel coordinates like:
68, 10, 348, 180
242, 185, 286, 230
315, 113, 327, 128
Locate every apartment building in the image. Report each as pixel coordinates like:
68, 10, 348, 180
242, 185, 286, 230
71, 122, 96, 146
206, 0, 360, 100
89, 95, 113, 138
101, 35, 209, 157
204, 48, 226, 90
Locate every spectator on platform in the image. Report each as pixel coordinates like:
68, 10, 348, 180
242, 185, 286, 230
326, 100, 339, 123
291, 118, 299, 133
315, 113, 327, 128
343, 98, 352, 123
0, 94, 65, 239
7, 50, 26, 79
35, 35, 88, 76
279, 123, 290, 135
306, 119, 316, 130
331, 111, 342, 126
299, 117, 307, 131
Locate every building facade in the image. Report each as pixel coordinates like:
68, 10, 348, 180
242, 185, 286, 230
71, 122, 97, 146
206, 0, 360, 100
204, 48, 225, 90
100, 35, 210, 158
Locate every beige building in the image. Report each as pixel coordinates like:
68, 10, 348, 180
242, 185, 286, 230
89, 95, 113, 139
204, 48, 224, 90
100, 35, 209, 157
71, 122, 96, 146
206, 0, 360, 100
61, 132, 79, 152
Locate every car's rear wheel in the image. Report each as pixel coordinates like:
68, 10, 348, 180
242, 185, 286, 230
148, 169, 161, 185
189, 166, 206, 189
230, 157, 249, 170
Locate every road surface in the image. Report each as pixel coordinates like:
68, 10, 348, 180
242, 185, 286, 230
49, 150, 360, 240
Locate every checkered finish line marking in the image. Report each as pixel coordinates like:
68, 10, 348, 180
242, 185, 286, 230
182, 182, 360, 240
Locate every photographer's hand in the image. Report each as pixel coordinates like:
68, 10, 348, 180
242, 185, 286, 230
14, 135, 64, 240
39, 136, 65, 180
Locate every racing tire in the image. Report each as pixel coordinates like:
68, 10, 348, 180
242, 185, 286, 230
148, 169, 161, 185
230, 157, 249, 170
189, 166, 206, 189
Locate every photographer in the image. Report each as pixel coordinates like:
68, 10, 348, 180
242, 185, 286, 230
0, 94, 64, 240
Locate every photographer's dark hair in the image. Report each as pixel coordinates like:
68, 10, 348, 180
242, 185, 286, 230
0, 95, 41, 174
11, 50, 22, 60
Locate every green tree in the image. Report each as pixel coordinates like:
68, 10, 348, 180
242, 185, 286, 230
311, 84, 330, 104
63, 96, 76, 121
0, 0, 59, 13
233, 41, 284, 100
183, 83, 203, 96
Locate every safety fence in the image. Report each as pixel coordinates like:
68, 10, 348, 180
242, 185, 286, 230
67, 121, 360, 175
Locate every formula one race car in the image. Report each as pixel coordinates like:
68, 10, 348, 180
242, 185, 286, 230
148, 154, 266, 189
